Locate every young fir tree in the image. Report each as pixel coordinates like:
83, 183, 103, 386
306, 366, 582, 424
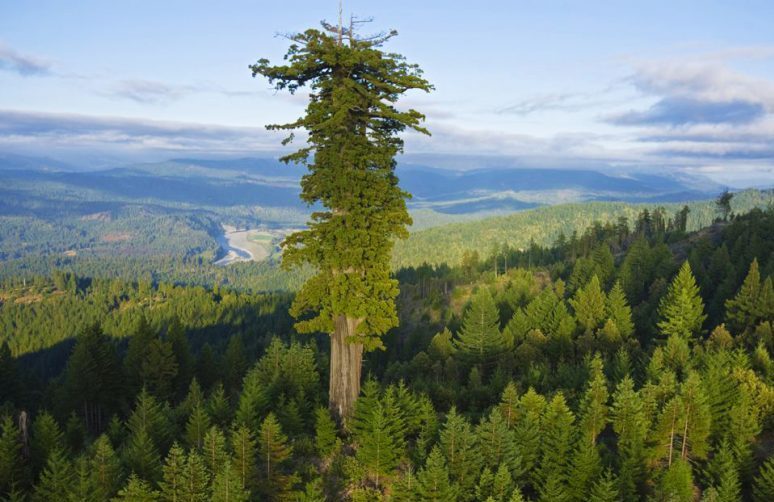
314, 407, 339, 458
570, 275, 607, 333
251, 17, 432, 422
725, 258, 762, 333
655, 459, 694, 502
159, 443, 187, 500
537, 393, 575, 495
202, 425, 228, 478
606, 281, 634, 339
439, 407, 481, 499
114, 473, 159, 501
33, 448, 75, 500
475, 410, 521, 480
706, 439, 741, 502
588, 470, 619, 502
354, 400, 403, 489
611, 376, 648, 500
454, 288, 506, 366
753, 456, 774, 502
415, 446, 459, 502
90, 434, 122, 500
568, 356, 608, 499
211, 462, 250, 502
658, 261, 707, 341
0, 415, 21, 495
257, 413, 295, 500
179, 451, 210, 502
229, 425, 256, 491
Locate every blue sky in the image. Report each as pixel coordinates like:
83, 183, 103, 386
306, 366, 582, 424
1, 0, 774, 186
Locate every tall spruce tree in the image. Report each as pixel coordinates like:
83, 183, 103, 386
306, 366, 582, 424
251, 16, 432, 422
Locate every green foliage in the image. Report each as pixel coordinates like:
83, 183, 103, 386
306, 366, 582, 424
753, 457, 774, 502
454, 288, 506, 366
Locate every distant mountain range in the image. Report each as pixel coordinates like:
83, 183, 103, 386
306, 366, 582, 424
0, 153, 726, 218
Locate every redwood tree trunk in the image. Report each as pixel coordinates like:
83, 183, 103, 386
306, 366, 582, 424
329, 315, 364, 424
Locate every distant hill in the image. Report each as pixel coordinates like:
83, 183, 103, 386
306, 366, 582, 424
0, 153, 723, 220
393, 189, 774, 268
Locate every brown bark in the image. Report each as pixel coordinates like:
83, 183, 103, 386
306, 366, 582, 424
329, 314, 364, 424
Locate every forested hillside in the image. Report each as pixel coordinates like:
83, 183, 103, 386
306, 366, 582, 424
2, 190, 771, 294
1, 205, 773, 500
394, 189, 773, 268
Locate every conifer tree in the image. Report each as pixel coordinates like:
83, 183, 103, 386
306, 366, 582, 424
725, 258, 762, 333
498, 382, 520, 429
314, 407, 339, 458
252, 14, 432, 423
33, 448, 74, 501
167, 317, 193, 397
211, 463, 250, 502
354, 401, 402, 489
707, 439, 741, 502
160, 443, 186, 500
0, 416, 21, 496
454, 288, 505, 366
658, 261, 707, 341
753, 456, 774, 502
185, 403, 211, 452
234, 367, 267, 432
439, 407, 481, 499
655, 459, 694, 502
142, 337, 178, 402
570, 275, 607, 333
90, 434, 122, 500
207, 384, 231, 429
257, 413, 295, 500
537, 393, 575, 494
677, 371, 712, 461
63, 323, 123, 433
606, 281, 634, 338
124, 317, 156, 392
114, 473, 159, 501
71, 455, 96, 502
229, 425, 256, 491
415, 446, 458, 502
30, 411, 64, 476
611, 376, 648, 500
179, 451, 210, 502
514, 388, 545, 488
123, 428, 161, 484
202, 426, 228, 478
128, 389, 173, 451
475, 410, 521, 480
588, 470, 619, 502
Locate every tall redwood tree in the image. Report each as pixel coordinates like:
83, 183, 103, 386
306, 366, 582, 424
251, 20, 432, 422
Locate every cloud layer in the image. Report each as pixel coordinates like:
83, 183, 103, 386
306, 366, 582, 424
0, 43, 51, 76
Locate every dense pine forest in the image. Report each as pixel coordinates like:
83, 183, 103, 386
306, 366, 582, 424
1, 203, 773, 501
